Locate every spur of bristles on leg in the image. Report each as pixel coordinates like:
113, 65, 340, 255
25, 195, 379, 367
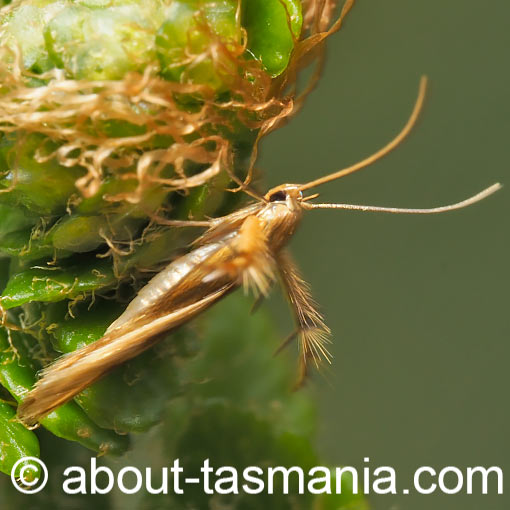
276, 251, 332, 386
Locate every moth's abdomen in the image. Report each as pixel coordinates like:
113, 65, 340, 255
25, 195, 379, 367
107, 238, 232, 332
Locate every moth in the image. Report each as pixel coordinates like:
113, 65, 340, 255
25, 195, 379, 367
17, 78, 501, 425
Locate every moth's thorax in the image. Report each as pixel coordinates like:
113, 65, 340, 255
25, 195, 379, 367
256, 195, 303, 252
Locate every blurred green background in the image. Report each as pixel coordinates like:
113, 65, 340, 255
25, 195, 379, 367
259, 1, 509, 509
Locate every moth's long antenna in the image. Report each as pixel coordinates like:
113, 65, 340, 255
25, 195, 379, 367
302, 183, 502, 214
298, 76, 428, 192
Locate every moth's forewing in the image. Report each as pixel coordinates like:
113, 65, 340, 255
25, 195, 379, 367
17, 285, 234, 424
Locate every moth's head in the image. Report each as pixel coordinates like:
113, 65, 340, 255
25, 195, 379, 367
264, 184, 304, 209
259, 184, 305, 250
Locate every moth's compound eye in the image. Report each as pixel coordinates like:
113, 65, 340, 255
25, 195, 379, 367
268, 190, 287, 202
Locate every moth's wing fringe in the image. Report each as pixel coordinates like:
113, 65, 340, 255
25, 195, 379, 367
17, 287, 231, 425
276, 251, 332, 371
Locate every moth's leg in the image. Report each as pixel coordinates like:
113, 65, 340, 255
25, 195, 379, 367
147, 215, 214, 227
147, 202, 261, 232
273, 329, 298, 356
250, 294, 266, 315
206, 215, 276, 297
276, 250, 331, 386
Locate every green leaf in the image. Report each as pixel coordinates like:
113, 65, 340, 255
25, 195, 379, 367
0, 401, 41, 478
50, 214, 145, 253
0, 228, 67, 262
40, 401, 130, 456
243, 0, 302, 76
1, 258, 115, 309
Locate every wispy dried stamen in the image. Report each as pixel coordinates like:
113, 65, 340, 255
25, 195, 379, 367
0, 0, 350, 204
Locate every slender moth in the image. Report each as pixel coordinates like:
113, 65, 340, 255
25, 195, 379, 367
17, 77, 501, 425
